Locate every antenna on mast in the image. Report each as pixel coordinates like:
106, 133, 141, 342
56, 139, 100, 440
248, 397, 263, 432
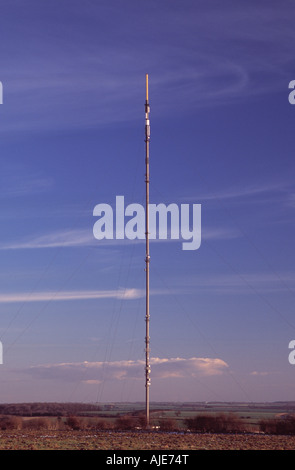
144, 74, 151, 428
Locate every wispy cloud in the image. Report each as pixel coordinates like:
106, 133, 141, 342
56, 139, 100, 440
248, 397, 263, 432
250, 371, 272, 377
1, 179, 290, 251
0, 288, 144, 304
202, 227, 240, 241
184, 271, 295, 295
191, 180, 294, 205
0, 169, 53, 199
21, 357, 229, 383
0, 224, 238, 251
2, 1, 295, 132
0, 229, 95, 250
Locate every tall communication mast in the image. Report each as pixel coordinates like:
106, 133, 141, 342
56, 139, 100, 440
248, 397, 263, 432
144, 74, 151, 427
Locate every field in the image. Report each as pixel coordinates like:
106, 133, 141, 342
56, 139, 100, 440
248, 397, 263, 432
1, 401, 295, 450
1, 430, 295, 450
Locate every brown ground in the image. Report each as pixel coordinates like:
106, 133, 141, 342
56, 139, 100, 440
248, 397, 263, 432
0, 430, 295, 450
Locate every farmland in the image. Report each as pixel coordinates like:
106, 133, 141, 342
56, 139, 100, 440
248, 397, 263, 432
1, 429, 295, 450
0, 401, 295, 450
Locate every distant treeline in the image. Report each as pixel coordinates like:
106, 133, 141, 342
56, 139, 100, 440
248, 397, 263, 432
1, 411, 295, 435
0, 402, 101, 417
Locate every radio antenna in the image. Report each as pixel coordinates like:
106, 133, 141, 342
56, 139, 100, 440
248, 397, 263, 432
144, 74, 151, 428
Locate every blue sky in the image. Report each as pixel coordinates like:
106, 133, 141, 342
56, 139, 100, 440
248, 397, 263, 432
0, 0, 295, 403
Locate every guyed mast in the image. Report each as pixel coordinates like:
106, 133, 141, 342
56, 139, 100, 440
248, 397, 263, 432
145, 74, 151, 427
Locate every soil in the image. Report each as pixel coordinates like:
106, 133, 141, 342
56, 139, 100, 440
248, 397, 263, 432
0, 430, 295, 450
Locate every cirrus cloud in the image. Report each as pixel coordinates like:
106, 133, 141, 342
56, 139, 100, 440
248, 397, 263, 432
0, 288, 144, 304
